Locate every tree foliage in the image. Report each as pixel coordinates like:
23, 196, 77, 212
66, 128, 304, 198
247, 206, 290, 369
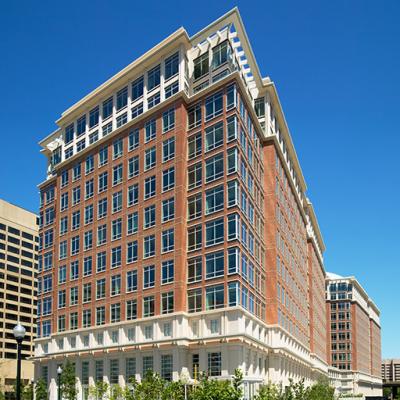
60, 360, 78, 400
35, 378, 48, 400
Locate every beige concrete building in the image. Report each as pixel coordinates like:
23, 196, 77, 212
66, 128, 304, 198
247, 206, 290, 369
0, 199, 38, 394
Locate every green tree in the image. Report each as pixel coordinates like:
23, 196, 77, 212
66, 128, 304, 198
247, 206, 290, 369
189, 369, 243, 400
22, 382, 34, 400
88, 381, 109, 400
60, 361, 77, 400
162, 381, 185, 400
131, 370, 165, 400
35, 378, 48, 400
308, 378, 335, 400
253, 382, 281, 400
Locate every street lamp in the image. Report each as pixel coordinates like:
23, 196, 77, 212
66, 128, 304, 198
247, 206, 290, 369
13, 324, 26, 400
57, 366, 62, 400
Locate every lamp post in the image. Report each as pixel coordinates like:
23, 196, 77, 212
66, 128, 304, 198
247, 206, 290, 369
13, 323, 26, 400
57, 366, 62, 400
30, 378, 34, 400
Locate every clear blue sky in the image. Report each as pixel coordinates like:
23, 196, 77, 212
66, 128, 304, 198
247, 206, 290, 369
0, 0, 399, 358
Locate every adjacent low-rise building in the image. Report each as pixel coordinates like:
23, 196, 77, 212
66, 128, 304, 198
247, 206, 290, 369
326, 273, 382, 397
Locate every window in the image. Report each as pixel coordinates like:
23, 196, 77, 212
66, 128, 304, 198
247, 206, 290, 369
193, 53, 209, 80
162, 228, 174, 252
60, 193, 68, 211
112, 191, 122, 213
72, 211, 80, 230
143, 265, 155, 289
111, 246, 122, 267
131, 102, 143, 120
84, 256, 92, 276
206, 251, 224, 279
143, 296, 155, 317
58, 265, 66, 284
254, 98, 265, 117
127, 212, 138, 235
61, 170, 69, 187
96, 307, 105, 326
112, 219, 122, 240
117, 87, 128, 110
85, 179, 94, 199
126, 270, 138, 292
228, 247, 239, 274
89, 130, 99, 144
161, 292, 174, 314
206, 285, 224, 310
72, 187, 81, 205
188, 104, 201, 129
205, 92, 223, 121
188, 162, 202, 190
96, 251, 106, 273
227, 115, 238, 141
83, 283, 92, 303
188, 288, 202, 312
144, 176, 155, 199
70, 286, 78, 306
89, 106, 99, 128
85, 155, 94, 175
205, 185, 224, 214
129, 128, 139, 151
132, 76, 144, 101
59, 241, 67, 260
208, 352, 222, 376
162, 260, 174, 284
71, 235, 80, 255
126, 300, 137, 320
145, 119, 156, 142
205, 122, 223, 151
188, 193, 202, 220
65, 124, 74, 144
212, 41, 231, 69
205, 153, 224, 182
148, 92, 160, 109
227, 84, 237, 110
70, 312, 78, 330
188, 256, 202, 282
148, 65, 160, 90
113, 138, 123, 159
144, 205, 156, 228
98, 198, 108, 219
70, 260, 79, 280
98, 172, 108, 193
165, 81, 179, 98
162, 167, 175, 191
145, 147, 156, 170
96, 278, 106, 299
188, 225, 202, 251
113, 164, 123, 186
205, 218, 224, 246
162, 198, 175, 222
163, 137, 175, 162
60, 216, 68, 235
227, 147, 238, 174
165, 52, 179, 79
162, 108, 175, 133
103, 96, 113, 120
111, 303, 121, 323
99, 146, 108, 167
111, 275, 121, 296
127, 241, 138, 263
188, 132, 202, 159
227, 180, 239, 207
97, 224, 107, 246
77, 115, 86, 136
128, 155, 139, 178
228, 281, 239, 306
128, 184, 139, 206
